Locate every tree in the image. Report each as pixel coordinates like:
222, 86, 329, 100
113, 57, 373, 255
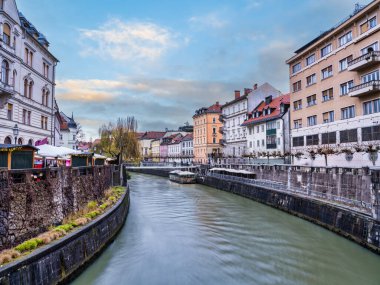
98, 117, 140, 164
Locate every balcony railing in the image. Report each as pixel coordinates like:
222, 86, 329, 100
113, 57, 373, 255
349, 80, 380, 97
266, 144, 277, 149
348, 51, 380, 71
266, 129, 276, 136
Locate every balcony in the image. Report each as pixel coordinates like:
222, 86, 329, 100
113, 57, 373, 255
348, 51, 380, 72
348, 80, 380, 97
0, 81, 15, 108
266, 129, 277, 136
219, 126, 225, 134
219, 114, 226, 122
220, 139, 227, 146
266, 144, 277, 149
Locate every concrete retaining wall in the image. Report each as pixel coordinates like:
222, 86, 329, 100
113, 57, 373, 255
0, 187, 130, 285
201, 176, 380, 254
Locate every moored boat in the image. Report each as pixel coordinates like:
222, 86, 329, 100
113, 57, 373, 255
169, 170, 197, 184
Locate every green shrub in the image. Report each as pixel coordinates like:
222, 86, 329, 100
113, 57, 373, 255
99, 203, 109, 210
15, 238, 43, 253
54, 224, 74, 233
108, 196, 117, 203
85, 210, 100, 219
87, 201, 98, 210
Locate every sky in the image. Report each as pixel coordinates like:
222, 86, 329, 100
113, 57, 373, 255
17, 0, 372, 140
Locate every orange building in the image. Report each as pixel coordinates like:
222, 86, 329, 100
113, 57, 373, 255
193, 102, 222, 164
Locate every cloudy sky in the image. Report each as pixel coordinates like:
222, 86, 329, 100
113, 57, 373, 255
17, 0, 371, 140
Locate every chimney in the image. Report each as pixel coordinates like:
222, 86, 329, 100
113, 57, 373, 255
234, 90, 241, 99
244, 88, 253, 96
216, 101, 219, 106
253, 84, 258, 90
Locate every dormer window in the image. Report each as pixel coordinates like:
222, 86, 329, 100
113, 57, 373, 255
3, 23, 11, 45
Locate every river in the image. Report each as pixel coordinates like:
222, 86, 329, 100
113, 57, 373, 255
72, 173, 380, 285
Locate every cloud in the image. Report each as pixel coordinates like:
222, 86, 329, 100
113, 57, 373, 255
79, 19, 182, 62
245, 0, 261, 10
189, 12, 228, 29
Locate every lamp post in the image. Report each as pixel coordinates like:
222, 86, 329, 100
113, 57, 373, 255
12, 124, 19, 145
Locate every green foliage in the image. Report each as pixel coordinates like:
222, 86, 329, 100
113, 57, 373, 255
125, 172, 131, 180
99, 203, 109, 210
15, 238, 43, 253
108, 196, 117, 203
85, 210, 101, 219
54, 224, 74, 233
87, 201, 98, 210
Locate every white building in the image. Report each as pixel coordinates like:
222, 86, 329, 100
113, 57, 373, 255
220, 89, 250, 157
168, 135, 183, 163
181, 133, 193, 164
60, 112, 78, 150
0, 0, 58, 145
243, 94, 290, 158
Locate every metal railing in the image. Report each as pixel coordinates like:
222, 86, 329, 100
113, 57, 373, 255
208, 172, 372, 212
349, 80, 380, 93
348, 51, 380, 67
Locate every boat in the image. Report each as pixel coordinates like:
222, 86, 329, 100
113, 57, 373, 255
169, 170, 197, 184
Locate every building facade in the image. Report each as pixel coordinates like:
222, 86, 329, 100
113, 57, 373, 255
193, 102, 222, 164
60, 112, 78, 150
220, 89, 250, 157
243, 94, 290, 158
139, 131, 166, 160
0, 0, 58, 145
181, 133, 193, 164
287, 1, 380, 167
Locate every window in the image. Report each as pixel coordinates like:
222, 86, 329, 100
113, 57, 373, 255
322, 132, 336, 144
293, 136, 304, 147
43, 62, 49, 78
361, 17, 377, 34
2, 23, 10, 45
306, 74, 316, 86
361, 70, 379, 83
339, 55, 353, 71
29, 51, 33, 67
1, 60, 9, 84
362, 125, 380, 142
293, 100, 302, 111
213, 138, 216, 144
292, 80, 301, 92
41, 116, 48, 130
24, 48, 29, 63
322, 88, 333, 102
261, 125, 264, 132
23, 79, 28, 97
321, 44, 332, 57
306, 134, 319, 146
339, 31, 352, 46
0, 0, 3, 9
306, 54, 315, 66
307, 115, 317, 126
7, 103, 12, 120
322, 111, 334, 123
341, 106, 355, 120
321, 65, 333, 79
363, 99, 380, 115
340, 129, 357, 143
294, 119, 302, 129
340, 80, 354, 96
22, 109, 27, 124
28, 81, 33, 99
292, 62, 301, 74
266, 121, 276, 130
361, 42, 379, 55
307, 94, 316, 106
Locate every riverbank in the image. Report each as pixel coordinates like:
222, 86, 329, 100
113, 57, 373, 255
0, 186, 130, 284
127, 167, 380, 254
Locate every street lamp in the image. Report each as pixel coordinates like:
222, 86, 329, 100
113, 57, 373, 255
12, 124, 19, 145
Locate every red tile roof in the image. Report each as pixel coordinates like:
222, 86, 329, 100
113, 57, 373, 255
242, 94, 290, 126
140, 131, 166, 140
181, 133, 193, 141
207, 102, 222, 113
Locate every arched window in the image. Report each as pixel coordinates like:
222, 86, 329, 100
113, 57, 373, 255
17, 138, 23, 145
1, 60, 9, 84
4, 136, 12, 144
3, 23, 11, 45
42, 89, 45, 105
0, 0, 3, 10
28, 81, 33, 99
45, 91, 49, 106
24, 79, 28, 97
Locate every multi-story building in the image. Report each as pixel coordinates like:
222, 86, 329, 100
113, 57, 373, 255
193, 102, 222, 164
181, 133, 193, 165
139, 131, 166, 160
167, 135, 183, 163
242, 94, 290, 157
151, 139, 161, 162
286, 1, 380, 167
220, 89, 250, 157
0, 0, 58, 145
60, 112, 78, 150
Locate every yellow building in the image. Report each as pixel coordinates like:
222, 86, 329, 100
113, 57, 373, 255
193, 102, 222, 164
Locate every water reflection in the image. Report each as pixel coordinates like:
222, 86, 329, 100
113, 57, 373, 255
72, 173, 380, 285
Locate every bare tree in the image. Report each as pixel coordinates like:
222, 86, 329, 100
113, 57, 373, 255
98, 117, 140, 164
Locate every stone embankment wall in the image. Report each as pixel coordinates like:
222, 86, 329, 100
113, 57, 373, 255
0, 187, 130, 285
0, 166, 118, 251
200, 175, 380, 254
